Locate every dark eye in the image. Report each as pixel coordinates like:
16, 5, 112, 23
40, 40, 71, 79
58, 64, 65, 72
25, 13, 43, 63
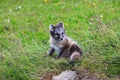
55, 33, 58, 35
54, 33, 59, 37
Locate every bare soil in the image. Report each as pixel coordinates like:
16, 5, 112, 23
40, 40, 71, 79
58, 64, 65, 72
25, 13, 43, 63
41, 67, 120, 80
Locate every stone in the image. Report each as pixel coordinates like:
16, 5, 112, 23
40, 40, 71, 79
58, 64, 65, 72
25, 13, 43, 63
52, 70, 79, 80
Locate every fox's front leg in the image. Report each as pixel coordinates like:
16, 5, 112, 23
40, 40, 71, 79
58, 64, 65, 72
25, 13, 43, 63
55, 51, 63, 59
48, 47, 55, 56
55, 47, 66, 59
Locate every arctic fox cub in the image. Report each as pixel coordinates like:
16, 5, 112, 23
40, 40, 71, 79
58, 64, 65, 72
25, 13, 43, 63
48, 22, 82, 63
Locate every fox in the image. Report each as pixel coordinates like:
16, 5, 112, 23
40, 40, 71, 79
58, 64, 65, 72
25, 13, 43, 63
48, 22, 82, 63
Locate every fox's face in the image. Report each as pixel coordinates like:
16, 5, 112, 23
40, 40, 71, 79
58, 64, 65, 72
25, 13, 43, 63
50, 23, 65, 41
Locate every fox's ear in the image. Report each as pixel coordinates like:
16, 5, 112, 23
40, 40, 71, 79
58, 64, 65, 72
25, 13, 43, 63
49, 24, 55, 31
58, 22, 64, 28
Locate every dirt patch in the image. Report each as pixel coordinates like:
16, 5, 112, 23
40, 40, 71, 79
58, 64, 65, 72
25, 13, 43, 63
41, 68, 100, 80
42, 71, 58, 80
74, 67, 119, 80
41, 69, 102, 80
75, 67, 100, 80
41, 67, 119, 80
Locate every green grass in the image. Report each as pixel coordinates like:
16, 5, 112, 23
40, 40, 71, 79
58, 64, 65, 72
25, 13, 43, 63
0, 0, 120, 80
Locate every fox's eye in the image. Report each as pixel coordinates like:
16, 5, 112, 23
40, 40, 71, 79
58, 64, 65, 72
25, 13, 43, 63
55, 35, 57, 37
55, 33, 58, 35
54, 33, 59, 37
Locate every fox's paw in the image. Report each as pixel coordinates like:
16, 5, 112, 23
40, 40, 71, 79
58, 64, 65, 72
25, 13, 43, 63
69, 60, 74, 64
55, 57, 58, 60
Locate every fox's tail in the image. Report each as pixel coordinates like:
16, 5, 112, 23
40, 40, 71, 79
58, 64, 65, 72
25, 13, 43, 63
69, 51, 82, 63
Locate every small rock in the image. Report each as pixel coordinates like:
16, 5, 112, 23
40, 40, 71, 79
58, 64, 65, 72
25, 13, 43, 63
52, 70, 79, 80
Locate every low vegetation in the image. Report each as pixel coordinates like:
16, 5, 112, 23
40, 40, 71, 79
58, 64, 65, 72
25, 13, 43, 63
0, 0, 120, 80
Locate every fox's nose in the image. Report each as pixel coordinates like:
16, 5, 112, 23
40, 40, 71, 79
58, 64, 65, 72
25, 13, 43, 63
60, 38, 63, 40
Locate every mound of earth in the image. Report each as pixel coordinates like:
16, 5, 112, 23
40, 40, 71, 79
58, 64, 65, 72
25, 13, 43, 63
41, 68, 119, 80
42, 71, 58, 80
42, 69, 99, 80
